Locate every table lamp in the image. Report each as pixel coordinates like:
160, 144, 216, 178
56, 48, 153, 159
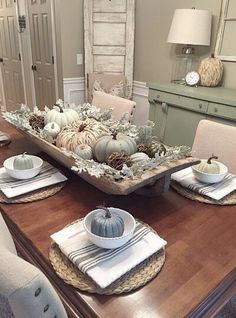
167, 8, 212, 84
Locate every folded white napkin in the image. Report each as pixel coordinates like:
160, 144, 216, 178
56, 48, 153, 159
51, 220, 167, 289
0, 162, 67, 198
172, 167, 236, 201
0, 132, 9, 142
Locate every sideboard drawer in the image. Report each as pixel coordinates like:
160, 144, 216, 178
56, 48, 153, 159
149, 89, 208, 113
208, 103, 236, 121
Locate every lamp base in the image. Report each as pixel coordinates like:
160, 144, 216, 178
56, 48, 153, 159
171, 48, 199, 84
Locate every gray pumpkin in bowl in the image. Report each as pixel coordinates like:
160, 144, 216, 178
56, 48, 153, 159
13, 152, 34, 170
91, 207, 124, 238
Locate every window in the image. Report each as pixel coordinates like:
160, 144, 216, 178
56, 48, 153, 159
215, 0, 236, 61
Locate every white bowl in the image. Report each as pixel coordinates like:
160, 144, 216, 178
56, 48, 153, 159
192, 160, 228, 184
3, 155, 43, 180
83, 208, 136, 249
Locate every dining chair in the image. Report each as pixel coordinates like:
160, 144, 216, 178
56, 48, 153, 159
0, 213, 68, 318
92, 90, 136, 122
87, 72, 128, 103
192, 120, 236, 174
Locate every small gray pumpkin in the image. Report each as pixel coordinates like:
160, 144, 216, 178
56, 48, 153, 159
13, 152, 34, 170
91, 207, 124, 238
74, 144, 93, 160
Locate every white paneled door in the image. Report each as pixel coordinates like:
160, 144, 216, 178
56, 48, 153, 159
84, 0, 135, 100
0, 0, 25, 111
28, 0, 55, 109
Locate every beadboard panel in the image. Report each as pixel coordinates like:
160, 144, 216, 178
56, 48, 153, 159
63, 78, 149, 125
63, 77, 85, 105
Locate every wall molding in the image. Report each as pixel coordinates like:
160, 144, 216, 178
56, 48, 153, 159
63, 77, 85, 104
132, 80, 149, 125
133, 80, 149, 97
63, 77, 149, 125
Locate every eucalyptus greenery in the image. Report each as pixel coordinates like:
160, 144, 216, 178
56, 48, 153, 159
3, 101, 191, 181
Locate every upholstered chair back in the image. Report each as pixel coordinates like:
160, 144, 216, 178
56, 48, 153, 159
92, 91, 136, 122
0, 213, 68, 318
192, 120, 236, 174
87, 73, 128, 103
0, 214, 16, 255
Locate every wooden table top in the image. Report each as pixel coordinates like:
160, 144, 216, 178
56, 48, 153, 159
1, 118, 236, 318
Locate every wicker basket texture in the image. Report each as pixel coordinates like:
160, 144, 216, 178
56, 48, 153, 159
198, 55, 223, 87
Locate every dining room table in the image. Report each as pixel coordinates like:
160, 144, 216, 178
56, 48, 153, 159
0, 117, 236, 318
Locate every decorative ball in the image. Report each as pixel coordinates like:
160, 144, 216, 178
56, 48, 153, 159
196, 155, 220, 174
91, 206, 124, 238
74, 144, 93, 160
56, 118, 110, 152
137, 143, 149, 154
94, 132, 137, 163
148, 143, 167, 158
29, 114, 45, 131
107, 152, 132, 170
198, 54, 223, 87
43, 122, 61, 138
13, 152, 34, 170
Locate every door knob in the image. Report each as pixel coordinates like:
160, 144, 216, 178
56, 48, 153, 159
31, 65, 37, 71
0, 58, 3, 62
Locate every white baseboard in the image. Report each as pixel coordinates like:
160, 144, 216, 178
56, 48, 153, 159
132, 81, 149, 126
63, 78, 149, 126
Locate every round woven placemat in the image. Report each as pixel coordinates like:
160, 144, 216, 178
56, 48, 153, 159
171, 181, 236, 205
49, 220, 165, 295
0, 183, 65, 204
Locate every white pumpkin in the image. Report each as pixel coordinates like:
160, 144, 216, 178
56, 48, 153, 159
56, 118, 110, 152
130, 152, 149, 164
43, 122, 61, 138
196, 155, 220, 174
74, 144, 93, 160
44, 105, 79, 129
94, 133, 137, 163
13, 152, 34, 170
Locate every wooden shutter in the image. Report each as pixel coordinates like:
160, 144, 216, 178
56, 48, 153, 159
84, 0, 135, 101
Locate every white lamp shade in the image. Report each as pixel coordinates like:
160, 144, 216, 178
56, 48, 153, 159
167, 9, 212, 46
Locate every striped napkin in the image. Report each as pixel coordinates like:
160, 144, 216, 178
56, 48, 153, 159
172, 167, 236, 200
0, 162, 67, 198
51, 220, 167, 288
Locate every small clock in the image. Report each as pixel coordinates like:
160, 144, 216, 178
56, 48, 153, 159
185, 71, 200, 86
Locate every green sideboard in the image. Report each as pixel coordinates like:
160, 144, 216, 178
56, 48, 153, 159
148, 82, 236, 147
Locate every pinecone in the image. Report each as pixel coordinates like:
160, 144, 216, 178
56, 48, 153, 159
137, 143, 149, 154
29, 114, 45, 131
148, 143, 167, 158
107, 152, 132, 170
